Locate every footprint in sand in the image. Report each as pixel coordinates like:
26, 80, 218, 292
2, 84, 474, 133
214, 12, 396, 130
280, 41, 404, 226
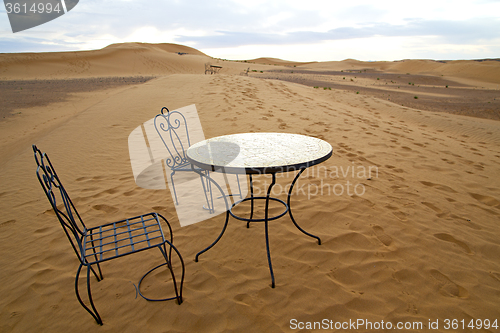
489, 272, 500, 282
385, 165, 404, 173
468, 193, 500, 208
434, 233, 472, 254
430, 269, 469, 298
352, 195, 375, 207
372, 225, 392, 246
421, 202, 448, 218
92, 204, 118, 214
441, 158, 455, 165
123, 189, 137, 197
43, 208, 56, 216
393, 211, 408, 221
385, 204, 408, 221
277, 118, 287, 129
94, 187, 120, 198
0, 219, 16, 228
447, 214, 482, 230
75, 176, 89, 182
234, 293, 253, 306
420, 181, 457, 193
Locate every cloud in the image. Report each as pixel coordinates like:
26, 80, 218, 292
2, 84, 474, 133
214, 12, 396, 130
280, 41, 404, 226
1, 0, 499, 60
0, 38, 69, 53
175, 18, 500, 48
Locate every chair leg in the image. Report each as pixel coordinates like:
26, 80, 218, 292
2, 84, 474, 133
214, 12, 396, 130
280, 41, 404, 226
87, 235, 103, 281
88, 263, 103, 282
206, 172, 214, 213
75, 264, 103, 325
137, 244, 185, 304
157, 214, 174, 260
236, 174, 243, 199
170, 171, 179, 205
198, 171, 214, 213
161, 243, 184, 304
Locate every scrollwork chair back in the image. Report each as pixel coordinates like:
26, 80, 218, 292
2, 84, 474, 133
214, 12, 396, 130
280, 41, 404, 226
154, 107, 192, 170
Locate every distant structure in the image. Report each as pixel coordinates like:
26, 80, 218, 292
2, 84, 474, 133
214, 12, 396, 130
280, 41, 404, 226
205, 63, 222, 74
240, 67, 250, 76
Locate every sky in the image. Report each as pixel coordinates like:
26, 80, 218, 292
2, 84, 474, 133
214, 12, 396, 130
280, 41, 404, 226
1, 0, 499, 62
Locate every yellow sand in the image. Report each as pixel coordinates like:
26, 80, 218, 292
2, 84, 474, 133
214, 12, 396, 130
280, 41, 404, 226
1, 43, 499, 332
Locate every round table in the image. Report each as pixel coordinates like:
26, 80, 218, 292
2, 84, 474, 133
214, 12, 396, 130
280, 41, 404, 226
187, 132, 333, 287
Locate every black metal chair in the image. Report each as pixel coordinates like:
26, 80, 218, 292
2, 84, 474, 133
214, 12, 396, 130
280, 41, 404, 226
154, 107, 242, 212
33, 145, 184, 325
154, 107, 215, 212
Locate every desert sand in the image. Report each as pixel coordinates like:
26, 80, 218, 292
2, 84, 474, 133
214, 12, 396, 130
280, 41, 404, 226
1, 43, 500, 332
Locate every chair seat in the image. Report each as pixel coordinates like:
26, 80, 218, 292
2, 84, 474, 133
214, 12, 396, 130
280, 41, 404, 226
83, 213, 166, 265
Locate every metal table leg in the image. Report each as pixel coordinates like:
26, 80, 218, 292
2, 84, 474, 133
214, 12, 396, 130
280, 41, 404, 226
287, 168, 322, 245
193, 168, 230, 262
246, 174, 254, 228
265, 173, 276, 288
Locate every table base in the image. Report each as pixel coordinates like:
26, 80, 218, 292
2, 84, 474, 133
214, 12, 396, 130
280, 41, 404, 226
229, 196, 288, 222
193, 167, 322, 288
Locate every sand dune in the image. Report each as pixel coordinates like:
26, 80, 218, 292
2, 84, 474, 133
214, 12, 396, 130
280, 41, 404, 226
104, 42, 209, 56
0, 44, 499, 332
247, 57, 315, 67
389, 59, 500, 85
306, 58, 500, 86
2, 42, 499, 84
0, 43, 212, 79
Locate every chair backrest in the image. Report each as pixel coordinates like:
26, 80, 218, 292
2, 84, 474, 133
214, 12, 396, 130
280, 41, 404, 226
154, 107, 192, 170
33, 145, 85, 262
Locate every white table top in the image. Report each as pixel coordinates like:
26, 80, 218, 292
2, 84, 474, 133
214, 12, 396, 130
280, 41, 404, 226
186, 132, 332, 174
